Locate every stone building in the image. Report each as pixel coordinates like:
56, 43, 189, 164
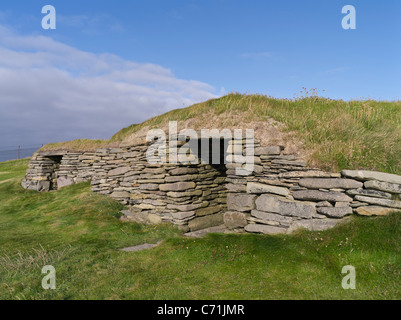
22, 129, 401, 235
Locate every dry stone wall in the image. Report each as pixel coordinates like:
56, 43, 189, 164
22, 138, 401, 234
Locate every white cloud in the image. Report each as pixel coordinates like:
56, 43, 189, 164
0, 25, 218, 147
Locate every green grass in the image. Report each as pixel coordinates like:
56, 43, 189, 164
111, 93, 400, 174
43, 93, 401, 175
1, 159, 400, 299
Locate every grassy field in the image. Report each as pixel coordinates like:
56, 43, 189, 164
0, 159, 400, 300
42, 93, 401, 175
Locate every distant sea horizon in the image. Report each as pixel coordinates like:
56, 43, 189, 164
0, 147, 41, 163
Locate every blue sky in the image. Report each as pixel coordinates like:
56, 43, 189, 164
0, 0, 400, 148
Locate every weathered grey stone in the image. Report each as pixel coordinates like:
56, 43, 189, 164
341, 170, 401, 185
133, 203, 156, 210
271, 160, 306, 167
159, 181, 196, 192
136, 179, 165, 184
227, 194, 256, 212
289, 218, 343, 232
171, 211, 195, 220
195, 205, 222, 216
169, 167, 198, 175
349, 201, 369, 208
188, 213, 224, 231
110, 191, 130, 198
292, 190, 352, 202
355, 206, 398, 216
231, 168, 253, 176
346, 187, 392, 199
258, 179, 292, 187
37, 180, 51, 192
316, 206, 353, 218
247, 216, 279, 226
143, 167, 165, 174
335, 202, 351, 207
255, 194, 316, 218
316, 201, 333, 207
165, 174, 198, 183
167, 203, 204, 211
364, 180, 401, 194
244, 223, 287, 234
21, 178, 30, 189
122, 152, 140, 158
148, 214, 163, 224
108, 167, 131, 176
279, 170, 333, 179
299, 178, 362, 190
250, 210, 292, 225
354, 196, 401, 209
246, 182, 289, 196
139, 184, 159, 191
56, 176, 74, 189
254, 146, 281, 156
224, 211, 248, 229
226, 184, 246, 193
167, 190, 203, 198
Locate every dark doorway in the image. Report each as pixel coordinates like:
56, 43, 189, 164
197, 138, 228, 176
44, 155, 63, 190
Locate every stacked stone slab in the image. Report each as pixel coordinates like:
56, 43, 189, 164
22, 152, 63, 191
22, 137, 401, 235
22, 151, 96, 191
342, 170, 401, 216
224, 141, 401, 234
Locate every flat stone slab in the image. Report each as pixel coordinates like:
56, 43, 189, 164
227, 193, 256, 212
255, 194, 316, 219
246, 182, 289, 196
184, 225, 227, 238
342, 170, 401, 185
279, 171, 339, 179
244, 223, 287, 234
346, 188, 392, 199
251, 210, 292, 225
224, 211, 248, 229
292, 190, 352, 203
354, 196, 401, 209
298, 178, 363, 190
355, 206, 398, 216
316, 206, 353, 218
364, 180, 401, 194
120, 241, 163, 252
57, 176, 74, 189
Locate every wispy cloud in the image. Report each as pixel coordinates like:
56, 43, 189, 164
0, 25, 218, 146
57, 13, 125, 35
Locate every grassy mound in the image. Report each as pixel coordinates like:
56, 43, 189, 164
1, 159, 400, 299
41, 93, 401, 175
